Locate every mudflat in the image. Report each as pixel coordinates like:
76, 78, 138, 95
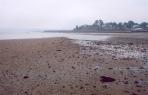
0, 33, 148, 95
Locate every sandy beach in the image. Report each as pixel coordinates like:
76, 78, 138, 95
0, 33, 148, 95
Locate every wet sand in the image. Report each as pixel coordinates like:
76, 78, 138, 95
0, 33, 148, 95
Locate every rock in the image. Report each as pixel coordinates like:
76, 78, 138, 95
56, 49, 62, 51
23, 76, 29, 79
128, 42, 133, 45
130, 92, 138, 95
72, 66, 76, 69
100, 76, 116, 83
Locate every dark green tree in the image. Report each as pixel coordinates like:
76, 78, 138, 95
118, 22, 124, 30
127, 21, 135, 29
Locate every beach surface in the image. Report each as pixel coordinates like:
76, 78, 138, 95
0, 33, 148, 95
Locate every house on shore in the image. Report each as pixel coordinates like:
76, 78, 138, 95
131, 25, 148, 32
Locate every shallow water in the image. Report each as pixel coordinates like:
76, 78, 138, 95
0, 31, 110, 41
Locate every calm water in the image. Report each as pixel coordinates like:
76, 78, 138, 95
0, 30, 110, 41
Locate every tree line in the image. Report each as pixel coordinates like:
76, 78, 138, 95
74, 20, 148, 32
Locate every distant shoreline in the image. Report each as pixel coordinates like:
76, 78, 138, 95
44, 30, 148, 33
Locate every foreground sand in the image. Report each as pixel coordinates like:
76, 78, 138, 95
0, 34, 148, 95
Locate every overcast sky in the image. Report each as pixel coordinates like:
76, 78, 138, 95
0, 0, 148, 30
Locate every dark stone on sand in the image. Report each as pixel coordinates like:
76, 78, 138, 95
128, 42, 133, 45
72, 66, 76, 69
93, 86, 96, 88
107, 42, 111, 45
100, 76, 116, 83
136, 85, 142, 88
23, 76, 29, 79
53, 70, 56, 73
70, 86, 73, 89
134, 81, 139, 84
56, 49, 62, 51
139, 67, 144, 69
24, 91, 28, 95
62, 86, 65, 88
80, 86, 83, 89
108, 68, 113, 70
130, 92, 138, 95
126, 67, 130, 69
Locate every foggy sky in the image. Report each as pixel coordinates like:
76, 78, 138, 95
0, 0, 148, 30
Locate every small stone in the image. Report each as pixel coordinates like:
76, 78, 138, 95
130, 92, 138, 95
56, 49, 62, 51
23, 76, 29, 79
72, 66, 76, 69
100, 76, 116, 83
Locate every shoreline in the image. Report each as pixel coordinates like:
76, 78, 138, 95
1, 32, 148, 41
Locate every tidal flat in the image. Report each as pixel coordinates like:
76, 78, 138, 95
0, 33, 148, 95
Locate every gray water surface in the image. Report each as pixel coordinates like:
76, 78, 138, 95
0, 31, 110, 41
